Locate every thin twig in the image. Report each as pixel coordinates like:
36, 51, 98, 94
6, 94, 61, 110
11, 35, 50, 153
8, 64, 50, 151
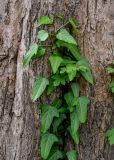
56, 22, 69, 32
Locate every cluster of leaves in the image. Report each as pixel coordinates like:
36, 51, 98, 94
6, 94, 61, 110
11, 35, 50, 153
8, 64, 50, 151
23, 15, 93, 159
106, 64, 114, 145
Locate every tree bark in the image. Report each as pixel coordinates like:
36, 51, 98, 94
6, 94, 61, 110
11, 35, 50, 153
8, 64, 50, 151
0, 0, 114, 160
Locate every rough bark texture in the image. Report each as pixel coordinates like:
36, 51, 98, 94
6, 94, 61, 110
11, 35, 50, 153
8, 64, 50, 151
0, 0, 114, 160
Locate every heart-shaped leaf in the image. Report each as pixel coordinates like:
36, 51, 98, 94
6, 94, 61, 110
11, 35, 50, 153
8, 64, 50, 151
31, 77, 49, 101
64, 92, 74, 112
41, 105, 59, 133
56, 29, 77, 45
76, 58, 93, 84
49, 54, 63, 74
70, 110, 80, 135
23, 44, 38, 67
41, 133, 58, 159
37, 16, 53, 27
66, 150, 78, 160
68, 127, 80, 144
76, 96, 90, 123
47, 150, 64, 160
37, 30, 49, 41
66, 64, 77, 81
71, 83, 80, 97
32, 46, 45, 59
69, 17, 79, 34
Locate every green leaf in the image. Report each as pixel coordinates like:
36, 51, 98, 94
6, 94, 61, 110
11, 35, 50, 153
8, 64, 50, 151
69, 17, 79, 34
56, 29, 77, 45
48, 150, 64, 160
37, 16, 53, 27
32, 46, 45, 59
106, 128, 114, 145
66, 64, 77, 81
37, 30, 49, 41
31, 77, 49, 101
52, 98, 62, 109
47, 83, 55, 95
23, 44, 38, 67
106, 67, 114, 74
56, 40, 82, 60
41, 133, 58, 159
66, 150, 78, 160
71, 83, 80, 97
76, 96, 90, 123
68, 127, 80, 144
64, 92, 74, 112
41, 104, 50, 114
52, 74, 68, 86
111, 87, 114, 93
62, 58, 76, 65
70, 110, 80, 135
41, 105, 59, 133
53, 114, 66, 133
76, 58, 93, 84
81, 69, 93, 84
49, 54, 63, 74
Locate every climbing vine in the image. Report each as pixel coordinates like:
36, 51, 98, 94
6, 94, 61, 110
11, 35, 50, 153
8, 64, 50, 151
106, 65, 114, 145
23, 15, 93, 160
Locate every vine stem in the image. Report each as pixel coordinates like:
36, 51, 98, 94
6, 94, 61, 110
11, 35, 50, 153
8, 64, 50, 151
56, 21, 69, 32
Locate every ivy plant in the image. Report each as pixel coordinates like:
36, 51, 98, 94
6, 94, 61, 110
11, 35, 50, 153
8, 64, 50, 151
106, 64, 114, 145
23, 15, 93, 159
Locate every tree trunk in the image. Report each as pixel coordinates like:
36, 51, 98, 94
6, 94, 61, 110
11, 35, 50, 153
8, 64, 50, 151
0, 0, 114, 160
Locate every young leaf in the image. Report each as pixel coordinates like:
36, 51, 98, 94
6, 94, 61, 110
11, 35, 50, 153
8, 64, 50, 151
23, 44, 38, 67
71, 83, 80, 97
49, 54, 63, 74
76, 96, 90, 123
47, 150, 64, 160
41, 105, 59, 133
68, 127, 80, 144
32, 46, 45, 59
41, 133, 58, 159
66, 150, 78, 160
64, 92, 74, 112
37, 30, 49, 41
106, 128, 114, 145
70, 110, 80, 135
56, 29, 77, 45
31, 77, 49, 101
37, 16, 53, 27
69, 17, 79, 34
